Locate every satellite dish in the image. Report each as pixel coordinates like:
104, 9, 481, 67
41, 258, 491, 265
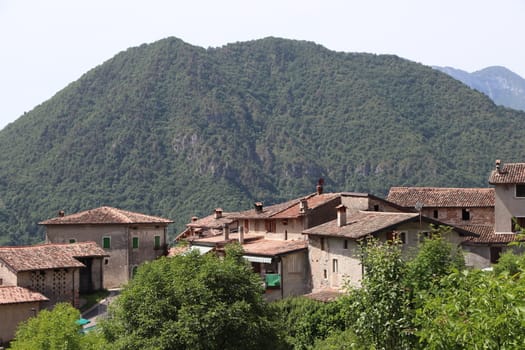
414, 202, 423, 211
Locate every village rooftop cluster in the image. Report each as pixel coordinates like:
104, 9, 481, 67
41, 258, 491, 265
0, 159, 523, 342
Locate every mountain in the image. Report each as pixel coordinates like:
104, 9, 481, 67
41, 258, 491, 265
434, 66, 525, 112
2, 37, 525, 244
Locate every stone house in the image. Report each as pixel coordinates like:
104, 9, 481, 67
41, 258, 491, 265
0, 242, 106, 307
387, 186, 495, 226
40, 206, 173, 288
0, 286, 48, 345
175, 208, 240, 242
303, 205, 474, 291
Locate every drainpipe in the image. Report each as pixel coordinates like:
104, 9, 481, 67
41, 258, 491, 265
279, 257, 284, 300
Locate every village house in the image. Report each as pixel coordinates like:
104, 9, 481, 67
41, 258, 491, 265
40, 206, 173, 288
0, 286, 48, 345
184, 183, 409, 300
0, 242, 106, 307
387, 186, 495, 226
175, 207, 240, 242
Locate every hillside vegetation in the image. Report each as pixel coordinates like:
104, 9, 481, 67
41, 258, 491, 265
1, 37, 525, 244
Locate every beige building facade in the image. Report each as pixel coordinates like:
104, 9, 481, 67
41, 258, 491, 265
41, 207, 173, 288
0, 286, 48, 345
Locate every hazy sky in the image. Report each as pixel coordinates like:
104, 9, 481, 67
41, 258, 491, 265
1, 0, 523, 130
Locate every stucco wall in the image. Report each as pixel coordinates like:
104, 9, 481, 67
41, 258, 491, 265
308, 222, 466, 292
494, 184, 525, 233
0, 301, 44, 344
0, 264, 17, 286
281, 251, 310, 297
46, 224, 166, 288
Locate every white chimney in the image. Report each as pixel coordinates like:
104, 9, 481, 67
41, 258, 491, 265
238, 226, 245, 244
223, 223, 230, 240
214, 208, 223, 219
299, 198, 308, 214
336, 204, 347, 227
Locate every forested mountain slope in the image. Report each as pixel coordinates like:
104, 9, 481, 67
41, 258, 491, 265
1, 37, 525, 244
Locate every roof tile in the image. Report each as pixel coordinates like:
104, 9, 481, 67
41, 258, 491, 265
0, 286, 48, 305
39, 206, 173, 225
489, 163, 525, 184
387, 187, 494, 208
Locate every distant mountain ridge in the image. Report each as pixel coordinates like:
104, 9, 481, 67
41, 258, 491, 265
1, 37, 525, 244
434, 66, 525, 111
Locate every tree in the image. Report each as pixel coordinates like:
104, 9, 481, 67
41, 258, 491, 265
415, 269, 525, 349
10, 303, 106, 350
345, 237, 414, 350
100, 243, 286, 350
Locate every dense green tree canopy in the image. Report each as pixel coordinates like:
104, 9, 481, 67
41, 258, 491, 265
100, 244, 285, 350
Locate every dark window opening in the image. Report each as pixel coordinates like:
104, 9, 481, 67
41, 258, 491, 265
516, 184, 525, 197
511, 217, 525, 232
462, 208, 470, 221
323, 269, 327, 279
373, 204, 379, 211
433, 210, 438, 218
387, 231, 406, 244
321, 237, 325, 251
343, 239, 348, 249
490, 247, 503, 263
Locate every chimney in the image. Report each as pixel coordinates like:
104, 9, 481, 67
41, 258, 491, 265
336, 204, 347, 227
214, 208, 223, 219
58, 210, 65, 217
191, 216, 198, 223
254, 202, 263, 213
299, 198, 309, 214
317, 178, 324, 195
238, 226, 245, 244
223, 223, 230, 240
496, 159, 501, 173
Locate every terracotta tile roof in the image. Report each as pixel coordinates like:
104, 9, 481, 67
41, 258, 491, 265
0, 242, 106, 272
387, 187, 494, 208
233, 193, 340, 220
460, 225, 520, 244
242, 239, 308, 257
39, 206, 173, 225
489, 163, 525, 184
303, 211, 421, 239
191, 232, 264, 245
186, 211, 240, 229
304, 289, 343, 302
0, 286, 48, 305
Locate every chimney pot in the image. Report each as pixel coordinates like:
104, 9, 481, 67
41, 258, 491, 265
299, 198, 309, 213
336, 204, 347, 227
214, 208, 223, 219
254, 202, 263, 213
223, 223, 230, 240
191, 216, 198, 222
58, 210, 65, 217
238, 226, 245, 244
496, 159, 501, 173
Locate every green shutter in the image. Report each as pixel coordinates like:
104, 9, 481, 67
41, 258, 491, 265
132, 237, 139, 249
154, 235, 161, 249
103, 237, 111, 249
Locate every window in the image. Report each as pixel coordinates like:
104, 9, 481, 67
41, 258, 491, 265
516, 184, 525, 197
323, 269, 327, 279
132, 237, 139, 249
433, 210, 438, 219
373, 204, 379, 211
154, 235, 161, 250
265, 219, 276, 233
511, 217, 525, 233
102, 236, 111, 249
462, 208, 470, 221
332, 259, 338, 273
104, 258, 109, 265
419, 231, 431, 243
343, 239, 348, 250
320, 237, 325, 251
387, 231, 406, 244
69, 238, 76, 244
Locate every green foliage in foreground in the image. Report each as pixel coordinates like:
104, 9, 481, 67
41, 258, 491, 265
100, 244, 286, 350
10, 303, 106, 350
